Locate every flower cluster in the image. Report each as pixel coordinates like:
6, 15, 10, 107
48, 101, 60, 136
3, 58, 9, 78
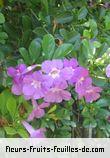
7, 58, 102, 137
7, 59, 102, 103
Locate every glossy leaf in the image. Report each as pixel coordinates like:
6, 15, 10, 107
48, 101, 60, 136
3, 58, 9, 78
78, 7, 88, 20
42, 34, 55, 59
0, 13, 5, 24
19, 47, 30, 64
53, 43, 73, 59
29, 39, 41, 63
6, 97, 17, 119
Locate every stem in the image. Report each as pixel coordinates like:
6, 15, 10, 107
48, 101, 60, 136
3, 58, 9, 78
71, 99, 78, 138
88, 127, 92, 138
71, 113, 75, 138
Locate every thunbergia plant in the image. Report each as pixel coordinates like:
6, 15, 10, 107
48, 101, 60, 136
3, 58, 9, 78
1, 0, 110, 139
7, 58, 102, 138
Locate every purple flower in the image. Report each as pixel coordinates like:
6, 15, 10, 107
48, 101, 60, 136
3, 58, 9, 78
7, 64, 38, 78
42, 60, 63, 74
73, 67, 102, 103
63, 58, 78, 68
78, 85, 102, 103
70, 66, 89, 84
28, 108, 45, 121
22, 71, 48, 100
85, 86, 102, 103
106, 64, 110, 78
22, 121, 46, 138
42, 60, 74, 85
7, 64, 26, 82
9, 65, 25, 95
28, 102, 50, 121
11, 81, 23, 95
7, 64, 38, 96
7, 64, 26, 77
44, 81, 71, 103
75, 77, 92, 95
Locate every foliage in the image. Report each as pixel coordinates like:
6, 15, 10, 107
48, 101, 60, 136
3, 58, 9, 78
0, 0, 110, 138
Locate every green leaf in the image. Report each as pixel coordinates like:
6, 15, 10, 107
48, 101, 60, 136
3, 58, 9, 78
62, 120, 76, 127
0, 128, 5, 138
0, 32, 8, 44
96, 98, 110, 107
83, 29, 91, 39
21, 29, 31, 46
59, 29, 68, 40
19, 47, 30, 64
82, 107, 90, 118
82, 39, 92, 58
0, 32, 8, 39
47, 121, 55, 132
55, 12, 73, 24
4, 127, 17, 135
98, 109, 110, 118
0, 50, 4, 60
83, 119, 97, 128
22, 15, 31, 30
33, 27, 47, 37
41, 0, 48, 14
89, 19, 98, 37
29, 38, 41, 63
17, 127, 29, 138
93, 41, 101, 48
105, 15, 110, 30
0, 13, 5, 24
60, 29, 80, 44
53, 43, 73, 59
48, 105, 57, 114
42, 34, 55, 59
93, 78, 106, 87
78, 7, 88, 20
6, 97, 17, 119
0, 90, 12, 115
